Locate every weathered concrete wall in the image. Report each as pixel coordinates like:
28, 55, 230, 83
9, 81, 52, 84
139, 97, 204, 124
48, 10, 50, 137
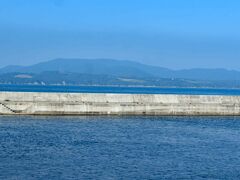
0, 92, 240, 115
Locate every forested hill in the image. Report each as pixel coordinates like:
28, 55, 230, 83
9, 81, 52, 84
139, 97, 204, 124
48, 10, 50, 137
0, 58, 240, 88
1, 58, 240, 81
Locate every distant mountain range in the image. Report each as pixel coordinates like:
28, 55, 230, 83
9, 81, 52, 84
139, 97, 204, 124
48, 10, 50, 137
0, 58, 240, 88
1, 58, 240, 81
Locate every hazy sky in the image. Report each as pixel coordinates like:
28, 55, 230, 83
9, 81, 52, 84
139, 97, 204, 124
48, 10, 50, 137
0, 0, 240, 69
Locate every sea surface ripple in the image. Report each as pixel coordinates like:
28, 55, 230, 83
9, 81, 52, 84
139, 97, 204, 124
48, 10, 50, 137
0, 116, 240, 179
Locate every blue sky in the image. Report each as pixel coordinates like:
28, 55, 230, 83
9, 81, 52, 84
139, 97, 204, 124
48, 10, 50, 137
0, 0, 240, 69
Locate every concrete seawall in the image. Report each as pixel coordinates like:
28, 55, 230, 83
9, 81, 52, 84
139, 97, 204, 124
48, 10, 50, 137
0, 92, 240, 115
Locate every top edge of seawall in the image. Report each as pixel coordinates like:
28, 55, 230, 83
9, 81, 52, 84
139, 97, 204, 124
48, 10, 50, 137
0, 91, 239, 97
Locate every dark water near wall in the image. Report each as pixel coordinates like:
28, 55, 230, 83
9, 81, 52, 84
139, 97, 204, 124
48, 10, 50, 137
1, 84, 240, 95
0, 116, 240, 179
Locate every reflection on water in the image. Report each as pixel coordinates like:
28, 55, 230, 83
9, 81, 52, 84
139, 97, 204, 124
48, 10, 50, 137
0, 116, 240, 179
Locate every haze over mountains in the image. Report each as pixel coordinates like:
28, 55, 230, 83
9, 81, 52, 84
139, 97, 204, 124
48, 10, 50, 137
1, 58, 240, 81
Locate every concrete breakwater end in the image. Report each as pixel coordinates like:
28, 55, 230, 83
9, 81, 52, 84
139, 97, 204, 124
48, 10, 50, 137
0, 92, 240, 116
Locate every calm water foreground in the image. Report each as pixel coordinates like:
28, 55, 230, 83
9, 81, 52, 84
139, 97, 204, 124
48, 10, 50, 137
0, 116, 240, 179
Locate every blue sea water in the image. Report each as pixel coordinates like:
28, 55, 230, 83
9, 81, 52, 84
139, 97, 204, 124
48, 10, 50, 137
1, 84, 240, 95
0, 116, 240, 179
